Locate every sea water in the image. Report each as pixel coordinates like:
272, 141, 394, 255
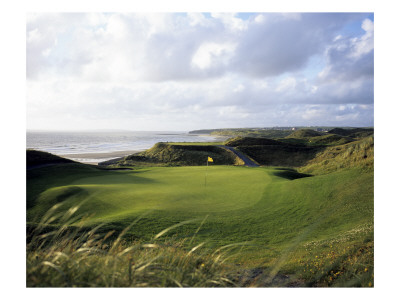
26, 131, 222, 163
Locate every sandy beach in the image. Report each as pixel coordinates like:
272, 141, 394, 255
61, 150, 141, 165
28, 132, 229, 165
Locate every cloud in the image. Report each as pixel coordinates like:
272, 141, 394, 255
318, 18, 374, 83
230, 13, 365, 78
27, 13, 372, 82
26, 13, 374, 130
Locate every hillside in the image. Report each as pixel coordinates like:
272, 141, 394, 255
27, 149, 75, 167
299, 136, 374, 175
115, 142, 243, 166
189, 127, 336, 139
211, 129, 293, 139
281, 133, 353, 146
224, 136, 286, 147
328, 127, 374, 139
223, 136, 323, 167
286, 128, 324, 138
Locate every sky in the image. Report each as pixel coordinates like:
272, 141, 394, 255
26, 12, 374, 131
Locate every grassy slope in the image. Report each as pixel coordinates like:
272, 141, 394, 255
27, 149, 75, 167
27, 163, 373, 285
223, 137, 323, 167
27, 166, 268, 223
114, 142, 241, 167
328, 127, 374, 139
211, 129, 293, 139
299, 136, 374, 175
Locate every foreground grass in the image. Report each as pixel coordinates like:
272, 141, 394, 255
27, 211, 245, 287
27, 203, 373, 287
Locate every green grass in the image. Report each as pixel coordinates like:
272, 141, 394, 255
115, 143, 240, 167
299, 136, 374, 175
28, 166, 268, 223
211, 129, 293, 139
27, 214, 245, 287
280, 134, 353, 146
27, 162, 373, 286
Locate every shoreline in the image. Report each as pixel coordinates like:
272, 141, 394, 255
60, 150, 142, 165
31, 135, 229, 165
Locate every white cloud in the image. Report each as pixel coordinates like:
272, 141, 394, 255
26, 13, 374, 130
318, 18, 374, 84
211, 13, 248, 31
349, 18, 374, 58
276, 77, 297, 92
254, 14, 265, 24
191, 42, 236, 70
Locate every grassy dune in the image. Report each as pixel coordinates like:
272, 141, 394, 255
113, 142, 241, 167
27, 149, 74, 167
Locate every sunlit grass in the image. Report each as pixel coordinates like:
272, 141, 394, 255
27, 155, 374, 287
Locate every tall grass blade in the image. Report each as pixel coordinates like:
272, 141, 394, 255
153, 219, 198, 240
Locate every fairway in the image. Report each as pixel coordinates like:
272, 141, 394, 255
28, 164, 373, 248
29, 166, 270, 221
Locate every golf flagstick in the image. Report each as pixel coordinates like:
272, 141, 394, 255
205, 156, 213, 188
205, 158, 208, 187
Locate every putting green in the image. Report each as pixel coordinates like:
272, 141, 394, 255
35, 166, 270, 221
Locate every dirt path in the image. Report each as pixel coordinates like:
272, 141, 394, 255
218, 146, 259, 167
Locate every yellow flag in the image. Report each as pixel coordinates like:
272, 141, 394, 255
208, 156, 213, 162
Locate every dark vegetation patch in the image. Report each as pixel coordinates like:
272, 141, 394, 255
214, 129, 293, 139
27, 149, 75, 167
237, 144, 323, 167
328, 128, 374, 139
99, 167, 133, 170
224, 137, 323, 167
224, 136, 287, 147
27, 163, 102, 209
280, 134, 353, 146
273, 168, 313, 180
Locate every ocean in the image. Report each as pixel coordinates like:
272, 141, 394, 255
26, 131, 222, 164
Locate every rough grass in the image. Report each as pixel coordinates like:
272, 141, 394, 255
224, 136, 286, 147
328, 127, 374, 139
26, 211, 246, 287
27, 188, 373, 288
116, 143, 239, 167
236, 144, 322, 167
280, 134, 353, 146
222, 136, 322, 167
210, 129, 293, 139
299, 136, 374, 175
286, 129, 324, 138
